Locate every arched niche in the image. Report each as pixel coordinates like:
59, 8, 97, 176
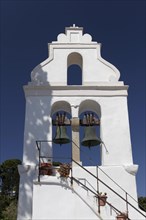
79, 100, 101, 166
51, 101, 72, 163
79, 99, 101, 118
67, 52, 82, 85
51, 101, 71, 117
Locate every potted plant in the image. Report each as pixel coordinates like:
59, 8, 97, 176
52, 161, 62, 175
52, 161, 62, 166
58, 163, 70, 177
98, 192, 107, 206
116, 212, 128, 220
39, 162, 53, 175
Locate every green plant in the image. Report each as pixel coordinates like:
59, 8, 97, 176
1, 199, 17, 220
52, 161, 62, 166
0, 159, 21, 219
138, 197, 146, 211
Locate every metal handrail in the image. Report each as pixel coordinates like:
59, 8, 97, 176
36, 141, 127, 218
72, 159, 146, 218
71, 176, 131, 220
36, 140, 146, 218
71, 139, 146, 212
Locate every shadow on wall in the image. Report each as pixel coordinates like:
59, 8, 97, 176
18, 67, 103, 218
23, 68, 52, 165
17, 69, 52, 219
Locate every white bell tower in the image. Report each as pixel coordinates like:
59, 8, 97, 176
17, 25, 145, 220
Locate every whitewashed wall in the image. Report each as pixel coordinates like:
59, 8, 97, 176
17, 26, 144, 220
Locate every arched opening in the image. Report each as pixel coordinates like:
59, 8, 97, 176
67, 52, 82, 85
67, 65, 82, 85
79, 112, 101, 166
51, 101, 72, 164
79, 100, 101, 166
52, 111, 72, 164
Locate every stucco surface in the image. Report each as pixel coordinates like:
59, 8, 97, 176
17, 26, 145, 220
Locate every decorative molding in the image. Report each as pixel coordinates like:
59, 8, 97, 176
30, 26, 120, 84
18, 164, 38, 176
123, 164, 139, 175
71, 105, 79, 108
18, 165, 31, 174
23, 85, 128, 97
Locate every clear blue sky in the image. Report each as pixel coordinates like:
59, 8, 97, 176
0, 0, 145, 196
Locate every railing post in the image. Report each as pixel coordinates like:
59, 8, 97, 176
126, 192, 129, 217
110, 204, 112, 216
96, 166, 99, 193
37, 141, 41, 182
71, 157, 73, 186
96, 166, 100, 214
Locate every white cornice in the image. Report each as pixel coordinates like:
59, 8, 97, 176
23, 85, 128, 97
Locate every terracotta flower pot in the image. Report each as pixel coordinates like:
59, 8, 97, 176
58, 163, 70, 177
116, 213, 128, 220
39, 162, 53, 175
98, 195, 107, 206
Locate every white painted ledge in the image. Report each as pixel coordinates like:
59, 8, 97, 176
23, 84, 128, 97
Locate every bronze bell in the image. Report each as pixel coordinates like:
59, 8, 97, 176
53, 125, 71, 145
81, 126, 102, 147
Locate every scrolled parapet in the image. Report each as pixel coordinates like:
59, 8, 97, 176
57, 31, 92, 44
29, 25, 121, 86
55, 25, 94, 44
123, 164, 139, 175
